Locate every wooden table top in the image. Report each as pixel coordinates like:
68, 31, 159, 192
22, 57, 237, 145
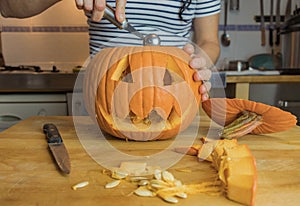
0, 116, 300, 206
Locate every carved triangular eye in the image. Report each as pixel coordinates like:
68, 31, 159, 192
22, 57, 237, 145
111, 55, 133, 82
121, 66, 133, 83
163, 69, 173, 85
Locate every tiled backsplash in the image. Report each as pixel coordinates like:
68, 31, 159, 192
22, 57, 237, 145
0, 0, 295, 71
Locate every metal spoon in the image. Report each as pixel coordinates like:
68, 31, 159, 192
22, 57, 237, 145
221, 0, 231, 47
104, 4, 160, 46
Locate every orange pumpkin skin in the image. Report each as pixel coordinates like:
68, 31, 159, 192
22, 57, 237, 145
202, 98, 297, 134
84, 46, 201, 141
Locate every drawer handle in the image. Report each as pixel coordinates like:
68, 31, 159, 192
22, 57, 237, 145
278, 100, 300, 108
0, 115, 22, 122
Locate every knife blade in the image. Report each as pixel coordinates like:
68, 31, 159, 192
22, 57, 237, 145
43, 123, 71, 174
285, 0, 292, 20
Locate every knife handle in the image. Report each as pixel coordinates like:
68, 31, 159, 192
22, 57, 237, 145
269, 28, 274, 47
261, 28, 266, 46
43, 124, 63, 144
275, 27, 280, 46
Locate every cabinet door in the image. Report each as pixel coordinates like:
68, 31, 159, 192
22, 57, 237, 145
0, 103, 67, 130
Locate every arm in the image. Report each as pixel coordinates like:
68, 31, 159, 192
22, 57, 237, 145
184, 13, 220, 101
0, 0, 61, 18
193, 13, 221, 65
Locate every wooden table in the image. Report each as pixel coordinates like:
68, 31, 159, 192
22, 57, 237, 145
1, 116, 300, 206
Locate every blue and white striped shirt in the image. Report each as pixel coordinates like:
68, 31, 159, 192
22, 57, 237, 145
86, 0, 221, 55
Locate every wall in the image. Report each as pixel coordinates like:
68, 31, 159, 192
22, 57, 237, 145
0, 0, 89, 71
217, 0, 300, 69
1, 0, 299, 72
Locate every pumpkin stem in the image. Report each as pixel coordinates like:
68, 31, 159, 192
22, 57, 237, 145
220, 111, 263, 139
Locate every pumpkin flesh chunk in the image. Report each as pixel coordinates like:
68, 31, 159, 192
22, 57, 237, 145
198, 139, 257, 206
226, 175, 256, 206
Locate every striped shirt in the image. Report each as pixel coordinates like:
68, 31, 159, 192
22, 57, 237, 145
86, 0, 221, 55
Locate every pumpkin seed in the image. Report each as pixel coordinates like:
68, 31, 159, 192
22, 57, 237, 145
138, 180, 149, 186
72, 181, 89, 190
162, 171, 175, 183
173, 180, 182, 187
134, 187, 155, 197
105, 180, 121, 189
130, 176, 149, 182
111, 169, 129, 179
175, 192, 187, 199
150, 179, 169, 189
162, 196, 178, 204
154, 169, 162, 180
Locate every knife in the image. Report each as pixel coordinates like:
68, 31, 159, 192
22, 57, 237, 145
269, 0, 274, 49
285, 0, 292, 20
43, 123, 71, 174
275, 0, 281, 46
0, 31, 5, 67
260, 0, 266, 46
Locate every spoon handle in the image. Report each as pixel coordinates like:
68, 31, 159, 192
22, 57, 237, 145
224, 0, 228, 31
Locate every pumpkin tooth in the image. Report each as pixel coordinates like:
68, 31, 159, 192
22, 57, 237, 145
130, 112, 143, 124
143, 117, 151, 126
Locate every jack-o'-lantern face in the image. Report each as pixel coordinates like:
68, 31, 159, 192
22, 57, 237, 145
84, 46, 201, 141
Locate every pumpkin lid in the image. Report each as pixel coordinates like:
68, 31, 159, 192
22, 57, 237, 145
202, 98, 297, 134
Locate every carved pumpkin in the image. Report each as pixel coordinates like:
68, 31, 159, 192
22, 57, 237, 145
84, 46, 201, 141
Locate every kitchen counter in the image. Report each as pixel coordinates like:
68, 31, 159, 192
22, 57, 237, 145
224, 74, 300, 100
0, 72, 78, 92
226, 75, 300, 83
0, 116, 300, 205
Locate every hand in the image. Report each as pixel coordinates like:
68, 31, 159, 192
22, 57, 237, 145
75, 0, 127, 22
183, 44, 212, 102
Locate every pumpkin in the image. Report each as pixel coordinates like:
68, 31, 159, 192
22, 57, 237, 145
175, 138, 257, 206
84, 46, 201, 141
202, 98, 297, 139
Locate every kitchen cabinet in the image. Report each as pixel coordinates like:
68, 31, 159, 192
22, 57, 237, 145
0, 72, 79, 131
0, 93, 68, 131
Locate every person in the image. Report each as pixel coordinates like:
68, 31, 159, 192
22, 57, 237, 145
0, 0, 221, 101
75, 0, 221, 102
